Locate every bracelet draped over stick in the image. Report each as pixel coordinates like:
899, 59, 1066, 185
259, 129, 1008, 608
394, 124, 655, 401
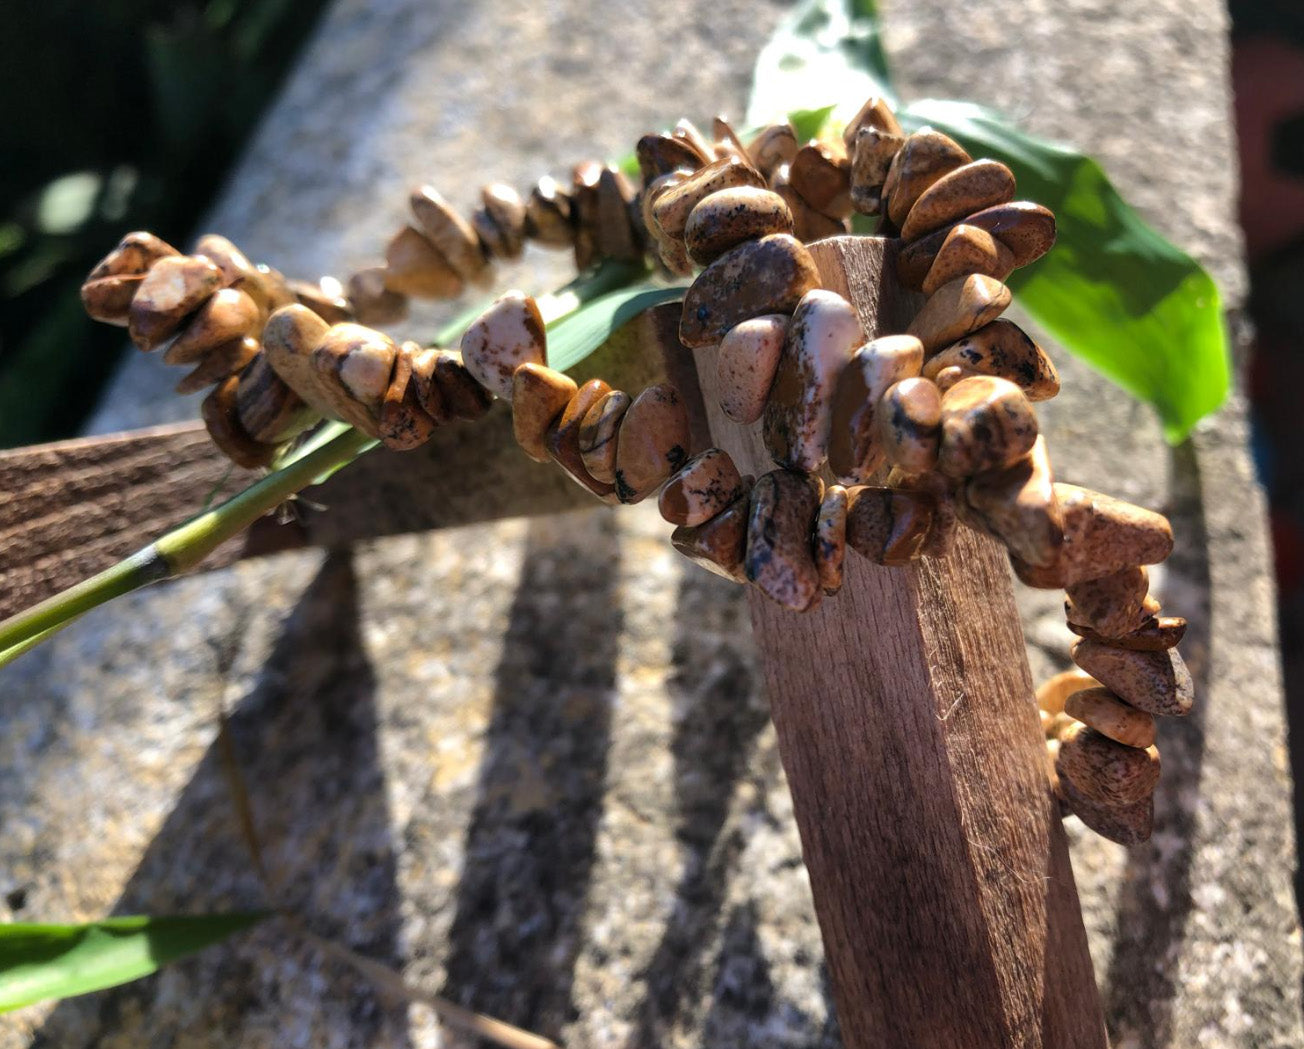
78, 96, 1191, 848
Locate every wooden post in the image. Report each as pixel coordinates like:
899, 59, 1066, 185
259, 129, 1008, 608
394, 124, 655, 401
686, 235, 1107, 1049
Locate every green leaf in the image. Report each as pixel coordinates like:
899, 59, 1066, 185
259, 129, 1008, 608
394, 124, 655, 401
788, 104, 838, 143
0, 913, 268, 1012
546, 284, 686, 373
898, 99, 1229, 442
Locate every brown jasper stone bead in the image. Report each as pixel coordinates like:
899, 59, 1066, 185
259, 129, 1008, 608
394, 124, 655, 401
889, 466, 959, 557
163, 287, 261, 366
712, 116, 749, 161
384, 225, 464, 299
481, 183, 528, 259
673, 118, 716, 161
289, 278, 353, 324
962, 435, 1063, 568
1065, 565, 1157, 638
884, 129, 972, 228
262, 304, 333, 411
432, 350, 493, 422
1013, 483, 1175, 588
311, 322, 399, 435
680, 234, 820, 349
877, 377, 942, 474
88, 230, 179, 281
636, 132, 709, 182
525, 176, 575, 247
924, 320, 1060, 402
1037, 669, 1099, 717
1059, 772, 1154, 846
659, 448, 745, 527
672, 485, 752, 583
897, 201, 1058, 290
763, 289, 864, 473
746, 469, 824, 611
789, 138, 852, 219
409, 348, 452, 426
613, 382, 691, 504
843, 96, 903, 150
1056, 722, 1160, 806
378, 347, 437, 451
907, 274, 1012, 354
814, 483, 850, 595
570, 160, 603, 272
547, 379, 616, 500
193, 234, 269, 312
173, 335, 260, 395
849, 126, 906, 216
900, 159, 1017, 242
845, 486, 936, 566
1072, 638, 1194, 717
1069, 615, 1187, 651
579, 389, 631, 484
771, 166, 847, 242
652, 155, 766, 242
747, 123, 800, 178
460, 291, 547, 401
595, 167, 641, 262
409, 184, 492, 288
937, 376, 1039, 478
254, 264, 297, 312
81, 273, 144, 325
717, 314, 789, 425
684, 187, 794, 266
201, 374, 278, 469
511, 364, 578, 462
827, 334, 925, 484
347, 267, 409, 326
922, 225, 1016, 297
127, 254, 224, 351
235, 355, 315, 445
1065, 687, 1157, 750
472, 206, 512, 260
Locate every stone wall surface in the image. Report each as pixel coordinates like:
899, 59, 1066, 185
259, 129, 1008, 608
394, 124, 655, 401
2, 1, 1301, 1047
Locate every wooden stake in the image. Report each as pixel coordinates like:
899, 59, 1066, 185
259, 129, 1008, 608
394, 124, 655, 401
685, 235, 1106, 1049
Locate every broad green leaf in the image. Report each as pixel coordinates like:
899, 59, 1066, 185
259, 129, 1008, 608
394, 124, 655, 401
788, 104, 838, 143
546, 284, 686, 373
899, 99, 1229, 442
0, 913, 267, 1012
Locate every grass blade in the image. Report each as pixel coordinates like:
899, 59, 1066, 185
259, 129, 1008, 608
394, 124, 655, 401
546, 283, 685, 373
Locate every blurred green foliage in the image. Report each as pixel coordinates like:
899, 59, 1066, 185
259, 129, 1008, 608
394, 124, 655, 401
0, 0, 327, 448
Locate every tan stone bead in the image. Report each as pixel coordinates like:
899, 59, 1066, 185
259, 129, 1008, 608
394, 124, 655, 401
193, 234, 270, 313
570, 160, 603, 272
900, 159, 1017, 242
289, 278, 353, 324
877, 377, 942, 474
81, 273, 144, 325
235, 355, 314, 445
409, 348, 451, 426
636, 132, 709, 182
432, 350, 493, 422
201, 374, 277, 469
1056, 722, 1160, 806
827, 334, 925, 484
578, 389, 631, 484
254, 263, 297, 312
383, 225, 464, 299
711, 116, 749, 161
88, 230, 179, 280
346, 267, 409, 326
789, 138, 852, 219
311, 322, 400, 435
924, 320, 1060, 402
842, 95, 903, 150
511, 363, 578, 462
961, 435, 1063, 568
460, 291, 547, 400
1037, 669, 1099, 716
525, 176, 575, 247
684, 187, 794, 266
1064, 687, 1157, 750
374, 344, 435, 451
885, 129, 972, 228
1012, 483, 1175, 588
1072, 638, 1193, 717
163, 287, 261, 366
907, 274, 1012, 354
814, 483, 850, 595
595, 166, 641, 262
651, 155, 767, 242
897, 201, 1057, 289
472, 206, 511, 260
937, 375, 1038, 478
481, 183, 528, 259
1065, 565, 1157, 638
921, 225, 1016, 297
747, 123, 800, 178
673, 118, 716, 162
1059, 772, 1153, 846
672, 486, 752, 583
745, 469, 824, 611
547, 379, 616, 501
849, 126, 905, 216
763, 289, 864, 472
174, 335, 260, 395
262, 304, 333, 412
409, 184, 492, 287
716, 314, 788, 425
845, 486, 935, 566
659, 448, 745, 526
613, 382, 691, 503
1068, 615, 1187, 651
889, 467, 959, 557
126, 254, 224, 351
680, 234, 820, 349
771, 165, 848, 242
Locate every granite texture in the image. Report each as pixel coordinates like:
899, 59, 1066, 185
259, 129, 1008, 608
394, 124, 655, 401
2, 0, 1301, 1047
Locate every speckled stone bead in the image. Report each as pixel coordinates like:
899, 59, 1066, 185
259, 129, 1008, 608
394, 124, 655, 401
712, 116, 749, 160
346, 267, 409, 326
1012, 483, 1175, 588
262, 304, 333, 411
127, 254, 224, 351
1068, 615, 1187, 651
679, 234, 820, 349
193, 234, 272, 315
409, 349, 451, 426
659, 447, 745, 526
842, 96, 903, 150
684, 187, 794, 265
921, 224, 1015, 297
1060, 773, 1154, 846
900, 159, 1017, 242
924, 320, 1060, 402
512, 364, 578, 462
595, 167, 641, 262
88, 230, 179, 281
897, 202, 1057, 289
202, 373, 278, 469
845, 486, 935, 566
81, 273, 143, 326
746, 469, 824, 611
410, 184, 492, 288
889, 467, 958, 557
235, 355, 313, 445
613, 383, 691, 504
962, 435, 1062, 567
636, 132, 709, 182
431, 350, 493, 422
481, 183, 528, 259
525, 176, 575, 247
937, 376, 1039, 478
1037, 668, 1099, 716
163, 287, 261, 366
1065, 565, 1158, 637
716, 314, 788, 425
1072, 638, 1194, 717
877, 377, 942, 474
884, 129, 972, 228
289, 278, 353, 324
814, 484, 850, 595
578, 389, 631, 484
1057, 722, 1160, 806
1064, 687, 1157, 749
460, 291, 547, 401
771, 165, 847, 242
763, 289, 864, 472
377, 346, 437, 451
672, 485, 752, 583
849, 126, 906, 216
789, 138, 852, 219
827, 334, 924, 484
311, 322, 399, 435
384, 226, 464, 299
907, 274, 1012, 354
546, 379, 616, 500
174, 335, 260, 395
651, 155, 766, 241
747, 123, 799, 178
571, 163, 603, 274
